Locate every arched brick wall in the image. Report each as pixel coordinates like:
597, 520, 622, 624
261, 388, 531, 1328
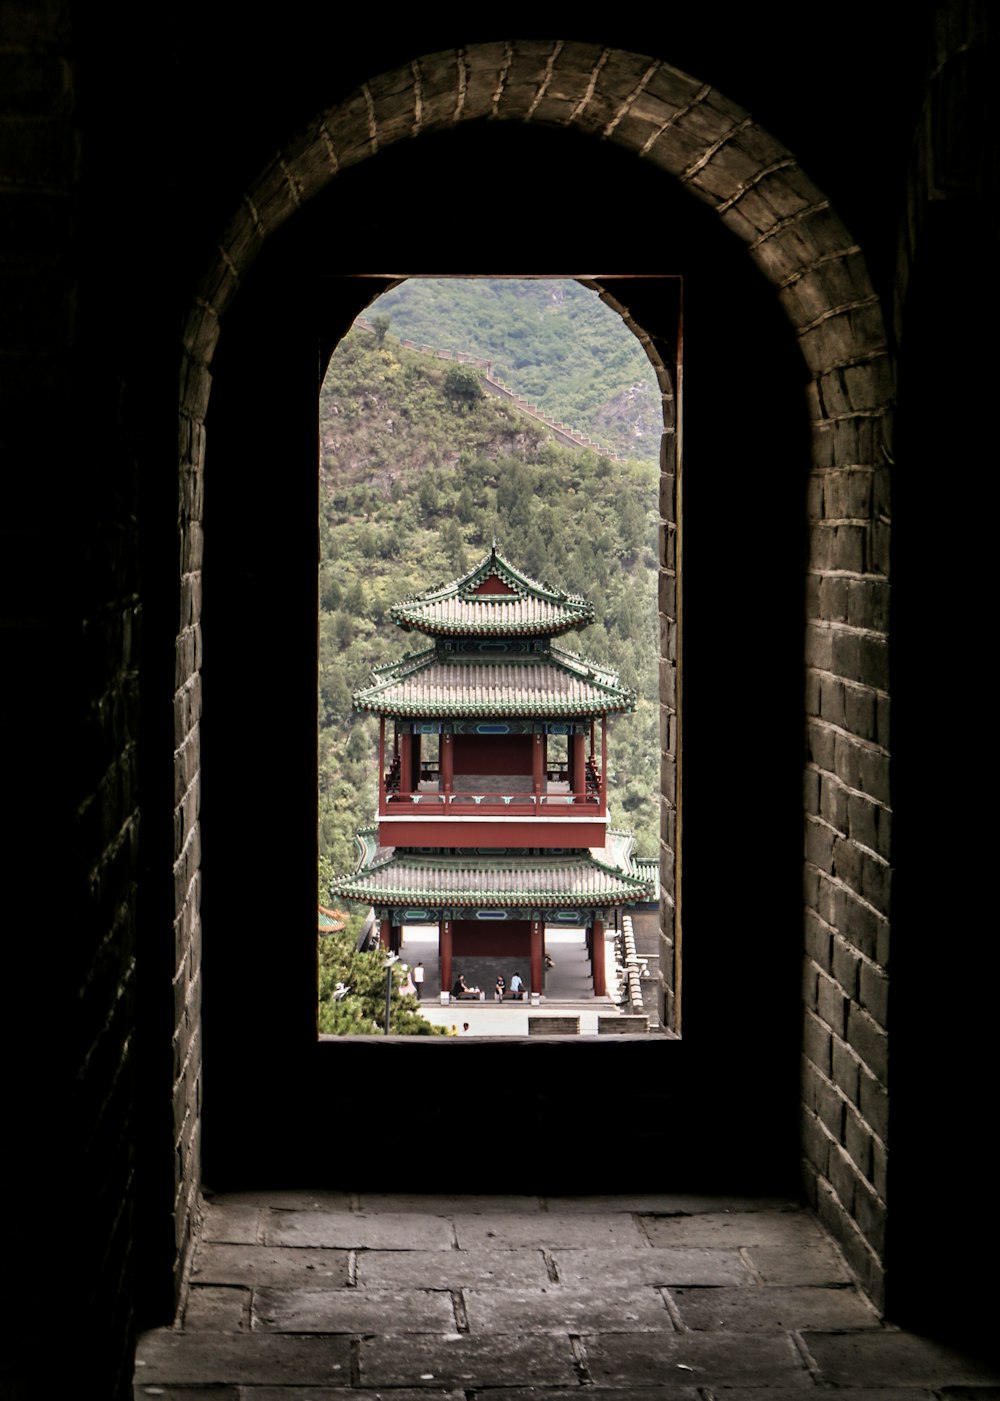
176, 43, 893, 1302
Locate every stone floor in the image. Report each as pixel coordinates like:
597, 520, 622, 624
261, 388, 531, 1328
134, 1192, 1000, 1398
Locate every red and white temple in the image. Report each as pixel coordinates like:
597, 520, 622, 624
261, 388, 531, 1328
330, 544, 655, 997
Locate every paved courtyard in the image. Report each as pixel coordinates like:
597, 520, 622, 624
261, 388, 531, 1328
134, 1192, 1000, 1396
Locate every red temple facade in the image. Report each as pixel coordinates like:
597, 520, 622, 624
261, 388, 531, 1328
330, 545, 654, 998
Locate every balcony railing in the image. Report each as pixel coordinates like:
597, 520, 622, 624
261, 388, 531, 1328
380, 761, 604, 816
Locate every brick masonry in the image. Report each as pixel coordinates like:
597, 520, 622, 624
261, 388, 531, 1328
180, 40, 895, 1305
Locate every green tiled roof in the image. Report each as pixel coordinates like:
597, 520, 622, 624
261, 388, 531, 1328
390, 544, 596, 638
330, 836, 655, 908
354, 644, 635, 719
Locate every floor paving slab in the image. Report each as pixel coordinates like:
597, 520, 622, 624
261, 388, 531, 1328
462, 1284, 675, 1333
184, 1284, 251, 1331
243, 1391, 463, 1401
640, 1209, 828, 1250
135, 1387, 241, 1400
200, 1200, 264, 1244
454, 1213, 646, 1250
468, 1390, 702, 1401
356, 1193, 544, 1214
252, 1286, 458, 1334
134, 1331, 354, 1387
743, 1238, 853, 1285
802, 1332, 1000, 1387
266, 1211, 456, 1251
358, 1331, 581, 1388
668, 1283, 880, 1331
580, 1331, 810, 1387
204, 1190, 355, 1212
700, 1391, 940, 1401
545, 1195, 799, 1215
192, 1242, 352, 1288
355, 1247, 551, 1289
551, 1246, 750, 1287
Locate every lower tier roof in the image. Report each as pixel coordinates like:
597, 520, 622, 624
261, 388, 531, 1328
330, 830, 655, 908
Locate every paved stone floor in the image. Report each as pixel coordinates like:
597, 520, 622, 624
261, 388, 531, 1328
134, 1193, 1000, 1398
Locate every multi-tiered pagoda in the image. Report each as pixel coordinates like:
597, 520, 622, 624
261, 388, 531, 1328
330, 545, 654, 998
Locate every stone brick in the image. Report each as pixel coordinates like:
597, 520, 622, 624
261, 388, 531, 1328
801, 1103, 829, 1182
803, 1010, 832, 1076
361, 1332, 578, 1389
357, 1247, 550, 1290
858, 1064, 889, 1143
853, 1177, 886, 1256
843, 1102, 873, 1179
804, 1058, 844, 1140
671, 1283, 877, 1331
747, 1236, 852, 1286
816, 968, 847, 1037
268, 1211, 455, 1250
464, 1284, 673, 1333
802, 1331, 1000, 1386
456, 1214, 644, 1251
859, 961, 889, 1027
134, 1332, 354, 1387
805, 815, 836, 873
585, 1331, 808, 1387
847, 1002, 889, 1081
831, 1037, 861, 1105
827, 1144, 858, 1215
192, 1242, 351, 1288
804, 909, 831, 970
253, 1286, 456, 1333
183, 1285, 249, 1331
831, 935, 860, 999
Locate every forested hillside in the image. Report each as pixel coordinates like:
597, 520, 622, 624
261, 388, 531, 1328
365, 278, 662, 462
319, 327, 661, 903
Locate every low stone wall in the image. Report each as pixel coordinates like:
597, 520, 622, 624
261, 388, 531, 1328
598, 1015, 649, 1034
528, 1016, 580, 1035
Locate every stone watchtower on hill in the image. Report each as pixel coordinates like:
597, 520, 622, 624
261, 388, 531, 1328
330, 544, 654, 997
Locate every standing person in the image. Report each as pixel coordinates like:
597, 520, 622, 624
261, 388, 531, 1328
413, 961, 425, 999
399, 963, 416, 998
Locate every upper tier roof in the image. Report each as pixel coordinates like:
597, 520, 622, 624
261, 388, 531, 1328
353, 644, 635, 719
390, 544, 596, 638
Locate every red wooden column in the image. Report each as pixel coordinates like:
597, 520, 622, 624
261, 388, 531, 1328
532, 730, 544, 804
530, 917, 543, 994
440, 918, 453, 997
378, 717, 386, 810
399, 730, 412, 797
600, 716, 608, 812
411, 731, 422, 791
571, 731, 587, 800
592, 917, 606, 996
441, 731, 453, 797
379, 915, 392, 951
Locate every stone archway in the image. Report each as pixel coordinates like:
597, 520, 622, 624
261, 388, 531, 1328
176, 41, 893, 1301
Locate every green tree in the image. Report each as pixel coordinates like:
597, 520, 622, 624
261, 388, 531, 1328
371, 312, 391, 345
317, 928, 448, 1035
443, 362, 483, 407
